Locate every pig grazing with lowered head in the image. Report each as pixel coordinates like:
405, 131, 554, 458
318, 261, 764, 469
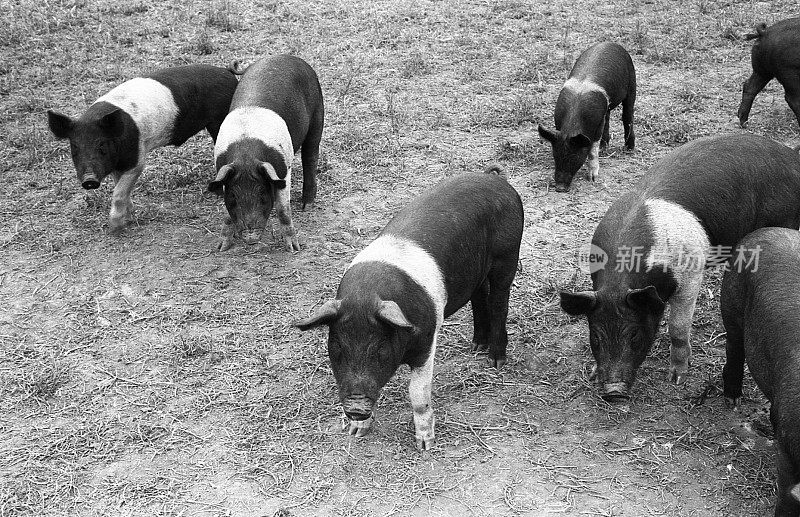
538, 41, 636, 192
560, 134, 800, 403
294, 169, 523, 450
721, 227, 800, 516
48, 64, 239, 231
738, 18, 800, 129
209, 55, 324, 251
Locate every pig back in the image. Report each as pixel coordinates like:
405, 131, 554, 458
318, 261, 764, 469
751, 18, 800, 72
381, 173, 523, 317
230, 55, 323, 150
638, 134, 800, 247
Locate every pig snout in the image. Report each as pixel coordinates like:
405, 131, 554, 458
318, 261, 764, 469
81, 174, 101, 190
600, 382, 630, 403
241, 229, 263, 245
342, 394, 375, 421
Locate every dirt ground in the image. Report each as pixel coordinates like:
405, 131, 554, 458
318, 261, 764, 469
2, 0, 800, 515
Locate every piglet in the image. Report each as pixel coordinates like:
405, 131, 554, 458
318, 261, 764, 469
721, 227, 800, 516
209, 54, 324, 251
738, 18, 800, 129
538, 42, 636, 192
48, 64, 239, 231
294, 170, 524, 450
560, 134, 800, 402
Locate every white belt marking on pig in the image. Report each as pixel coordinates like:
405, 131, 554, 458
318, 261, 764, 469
96, 78, 179, 159
644, 198, 711, 380
563, 77, 610, 104
348, 234, 447, 449
348, 234, 447, 323
213, 106, 294, 174
644, 198, 710, 285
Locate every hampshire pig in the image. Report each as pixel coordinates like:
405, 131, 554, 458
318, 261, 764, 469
721, 227, 800, 516
738, 18, 800, 129
294, 170, 524, 450
538, 42, 636, 192
560, 134, 800, 402
47, 64, 239, 231
209, 54, 324, 251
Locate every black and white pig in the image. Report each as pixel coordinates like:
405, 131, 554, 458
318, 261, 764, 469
208, 54, 324, 251
538, 41, 636, 192
738, 18, 800, 130
560, 134, 800, 402
47, 64, 239, 231
721, 227, 800, 516
294, 171, 523, 450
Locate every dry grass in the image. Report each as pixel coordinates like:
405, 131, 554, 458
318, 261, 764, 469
2, 0, 799, 515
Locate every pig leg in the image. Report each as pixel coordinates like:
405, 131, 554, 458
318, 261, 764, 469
408, 333, 437, 450
586, 141, 600, 183
666, 275, 703, 384
274, 181, 300, 252
470, 278, 491, 352
206, 121, 222, 143
775, 440, 800, 516
486, 265, 515, 368
218, 216, 235, 252
737, 72, 772, 128
721, 319, 745, 407
780, 76, 800, 129
601, 111, 611, 149
622, 94, 635, 151
109, 164, 144, 232
300, 124, 323, 210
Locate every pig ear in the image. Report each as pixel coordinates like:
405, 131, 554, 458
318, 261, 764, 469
560, 291, 597, 316
568, 134, 592, 149
376, 300, 414, 330
208, 164, 234, 195
790, 483, 800, 504
537, 125, 558, 144
99, 109, 125, 138
625, 286, 665, 313
294, 300, 341, 330
47, 110, 74, 139
259, 162, 287, 190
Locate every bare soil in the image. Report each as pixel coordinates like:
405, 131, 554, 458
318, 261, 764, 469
2, 0, 799, 515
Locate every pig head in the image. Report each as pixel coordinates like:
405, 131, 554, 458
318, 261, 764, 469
537, 126, 592, 192
294, 296, 416, 431
560, 285, 665, 402
47, 106, 137, 189
208, 158, 285, 248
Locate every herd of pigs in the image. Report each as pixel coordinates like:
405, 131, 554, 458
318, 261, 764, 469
44, 16, 800, 515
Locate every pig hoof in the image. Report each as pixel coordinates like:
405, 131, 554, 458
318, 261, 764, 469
471, 341, 488, 352
108, 217, 127, 233
415, 436, 435, 451
668, 368, 688, 384
285, 235, 301, 252
217, 237, 234, 252
724, 396, 740, 409
343, 415, 374, 438
487, 354, 506, 369
589, 363, 598, 381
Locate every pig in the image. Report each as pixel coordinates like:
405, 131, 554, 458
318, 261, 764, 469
737, 18, 800, 130
47, 64, 239, 231
293, 170, 524, 450
208, 54, 324, 251
538, 41, 636, 192
721, 227, 800, 516
560, 134, 800, 402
